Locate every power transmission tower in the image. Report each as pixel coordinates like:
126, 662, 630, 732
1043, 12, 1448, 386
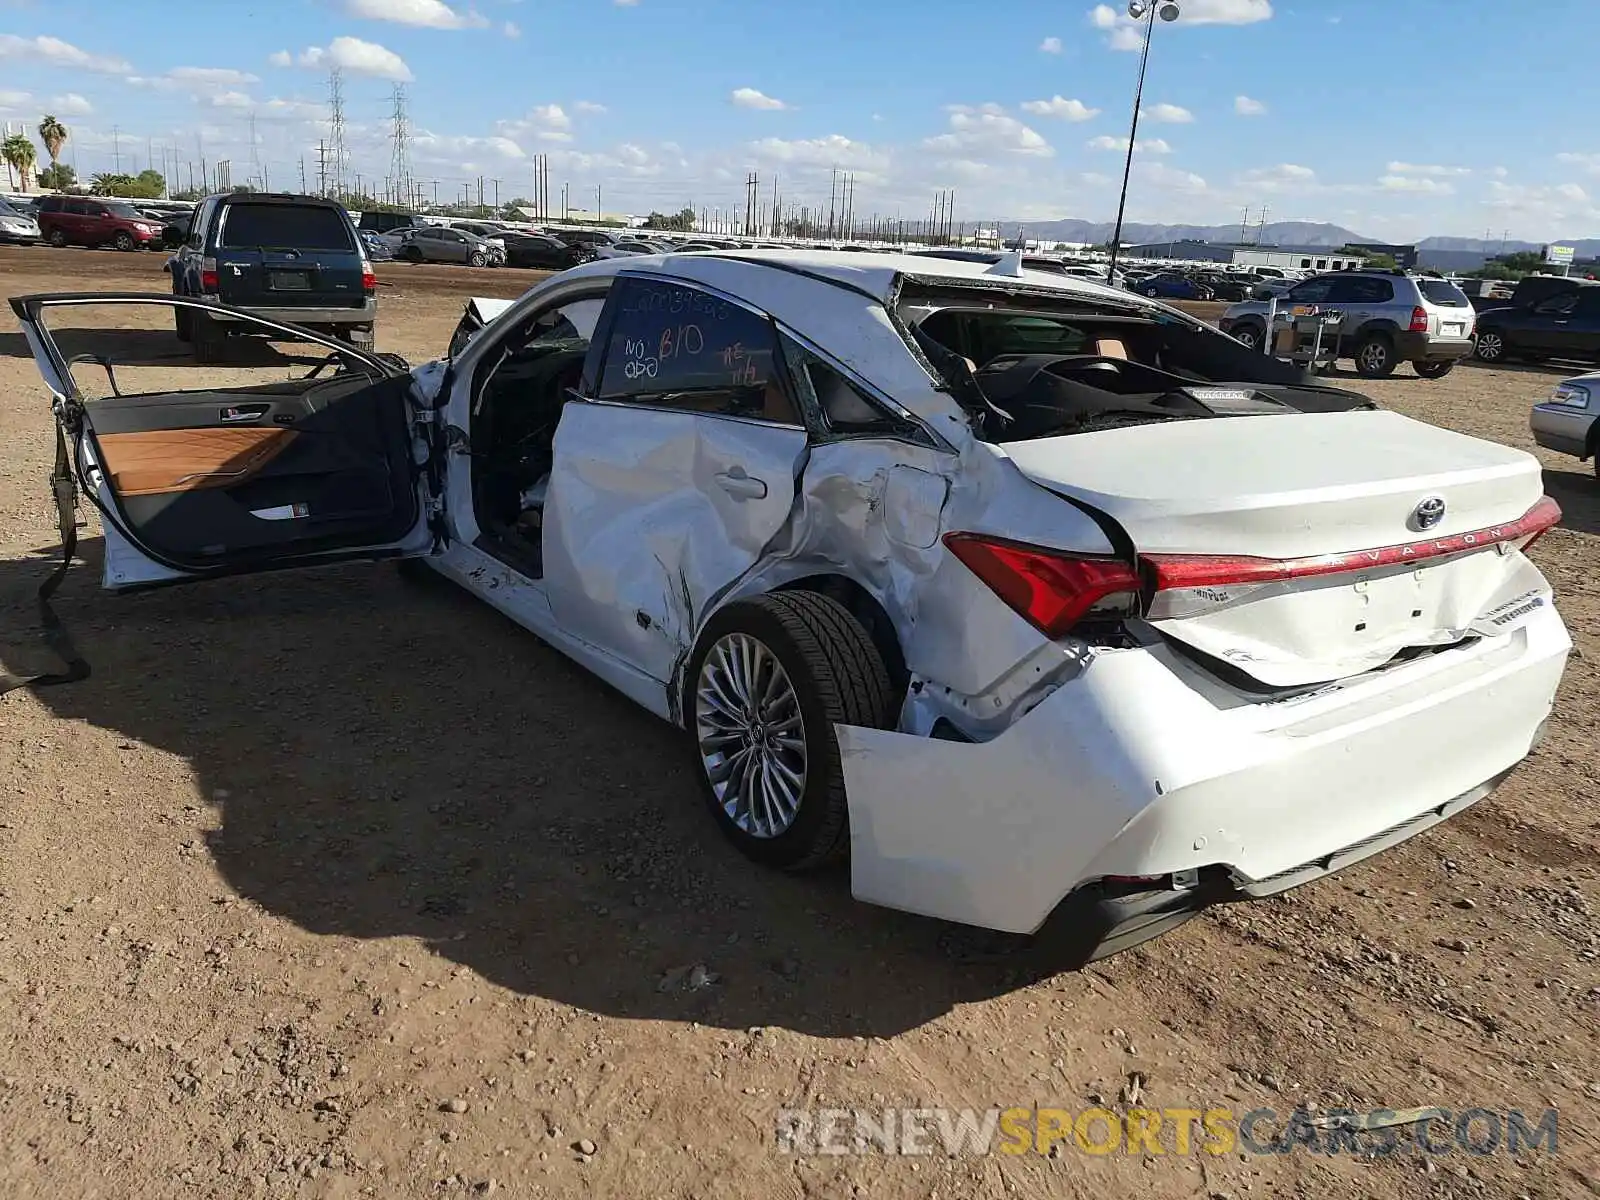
248, 112, 261, 190
112, 125, 121, 173
389, 84, 412, 209
317, 141, 328, 197
327, 68, 348, 199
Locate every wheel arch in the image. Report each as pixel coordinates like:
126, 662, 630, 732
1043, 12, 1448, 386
675, 569, 910, 728
1583, 414, 1600, 463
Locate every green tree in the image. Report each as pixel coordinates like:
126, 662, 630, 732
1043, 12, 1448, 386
1466, 250, 1546, 281
2, 132, 38, 191
89, 172, 137, 196
36, 115, 68, 182
641, 206, 696, 232
37, 162, 76, 191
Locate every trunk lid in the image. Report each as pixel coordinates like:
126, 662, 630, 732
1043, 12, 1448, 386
1001, 410, 1553, 688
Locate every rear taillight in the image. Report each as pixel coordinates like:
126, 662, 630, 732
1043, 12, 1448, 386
199, 256, 218, 292
1409, 305, 1429, 333
361, 268, 376, 291
942, 534, 1141, 638
1143, 495, 1563, 618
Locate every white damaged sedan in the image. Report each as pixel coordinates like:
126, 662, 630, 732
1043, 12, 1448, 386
12, 249, 1571, 961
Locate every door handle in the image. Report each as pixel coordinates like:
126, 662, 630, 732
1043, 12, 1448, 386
221, 404, 270, 422
714, 469, 768, 500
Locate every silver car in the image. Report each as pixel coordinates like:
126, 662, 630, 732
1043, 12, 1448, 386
396, 225, 497, 267
1530, 373, 1599, 477
1220, 270, 1477, 379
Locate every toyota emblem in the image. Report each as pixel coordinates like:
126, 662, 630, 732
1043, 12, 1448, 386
1411, 496, 1447, 531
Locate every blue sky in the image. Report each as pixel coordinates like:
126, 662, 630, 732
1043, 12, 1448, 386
0, 0, 1594, 240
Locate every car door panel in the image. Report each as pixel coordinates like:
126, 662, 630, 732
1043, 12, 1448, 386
541, 401, 808, 683
13, 294, 434, 584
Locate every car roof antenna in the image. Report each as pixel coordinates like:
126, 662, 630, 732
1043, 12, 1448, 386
986, 249, 1026, 278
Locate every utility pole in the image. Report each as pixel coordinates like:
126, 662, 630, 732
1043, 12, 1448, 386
112, 125, 121, 174
248, 111, 261, 190
1240, 206, 1250, 245
316, 141, 328, 197
827, 166, 838, 239
1257, 204, 1270, 245
491, 178, 501, 210
595, 182, 601, 220
299, 156, 306, 194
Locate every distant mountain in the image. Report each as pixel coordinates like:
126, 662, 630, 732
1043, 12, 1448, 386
1002, 219, 1371, 248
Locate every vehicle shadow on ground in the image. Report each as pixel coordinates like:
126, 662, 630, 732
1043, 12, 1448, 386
1544, 465, 1600, 536
0, 540, 1052, 1039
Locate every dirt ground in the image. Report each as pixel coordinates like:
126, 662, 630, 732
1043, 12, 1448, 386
0, 245, 1595, 1200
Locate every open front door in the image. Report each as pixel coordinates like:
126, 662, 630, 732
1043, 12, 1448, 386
13, 293, 434, 589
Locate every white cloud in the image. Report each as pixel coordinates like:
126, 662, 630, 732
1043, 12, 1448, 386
1135, 161, 1208, 193
731, 87, 788, 111
167, 66, 259, 86
1237, 163, 1316, 191
1090, 0, 1270, 50
342, 0, 489, 28
413, 130, 528, 163
1385, 161, 1470, 177
1021, 95, 1100, 122
925, 103, 1052, 158
48, 92, 93, 116
1039, 35, 1063, 53
614, 0, 639, 6
494, 104, 575, 144
1378, 174, 1453, 195
268, 50, 293, 67
504, 20, 521, 37
208, 91, 255, 110
1141, 102, 1194, 123
1088, 134, 1171, 154
1234, 94, 1267, 115
0, 89, 30, 113
574, 100, 607, 114
1490, 165, 1509, 178
0, 34, 132, 74
749, 134, 885, 172
259, 97, 326, 123
296, 36, 413, 81
1556, 151, 1600, 176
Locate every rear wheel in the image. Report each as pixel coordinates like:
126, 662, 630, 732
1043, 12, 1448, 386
1413, 360, 1455, 379
192, 314, 225, 364
1474, 331, 1506, 363
1354, 332, 1397, 378
405, 245, 424, 264
113, 231, 135, 252
687, 591, 893, 871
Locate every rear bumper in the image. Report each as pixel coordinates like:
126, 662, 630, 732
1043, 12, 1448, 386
1530, 404, 1594, 459
1394, 331, 1475, 362
208, 298, 376, 328
840, 602, 1569, 935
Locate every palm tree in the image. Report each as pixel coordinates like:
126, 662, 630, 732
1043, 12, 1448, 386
1, 133, 38, 192
37, 115, 68, 181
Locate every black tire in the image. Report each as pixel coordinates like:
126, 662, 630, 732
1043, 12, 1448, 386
47, 229, 67, 248
686, 591, 893, 871
1232, 322, 1264, 352
405, 245, 424, 263
113, 231, 135, 252
174, 306, 193, 342
1353, 332, 1397, 378
1414, 360, 1455, 379
1474, 331, 1506, 363
192, 314, 225, 364
469, 250, 488, 268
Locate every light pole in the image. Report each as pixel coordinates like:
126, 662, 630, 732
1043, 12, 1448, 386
1106, 0, 1180, 280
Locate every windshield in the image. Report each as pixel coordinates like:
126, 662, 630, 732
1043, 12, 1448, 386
220, 203, 355, 250
105, 202, 143, 220
0, 199, 23, 218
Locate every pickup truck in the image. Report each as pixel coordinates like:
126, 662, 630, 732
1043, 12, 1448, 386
170, 193, 377, 362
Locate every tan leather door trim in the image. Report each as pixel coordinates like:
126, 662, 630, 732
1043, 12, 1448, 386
95, 427, 300, 497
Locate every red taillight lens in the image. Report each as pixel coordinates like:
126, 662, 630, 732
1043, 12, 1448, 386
943, 533, 1141, 638
1409, 305, 1429, 333
1144, 495, 1564, 594
361, 269, 377, 291
199, 255, 218, 292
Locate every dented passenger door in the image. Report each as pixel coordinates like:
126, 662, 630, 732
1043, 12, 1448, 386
540, 275, 809, 685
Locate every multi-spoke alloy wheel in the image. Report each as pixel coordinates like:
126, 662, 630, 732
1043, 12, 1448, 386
695, 632, 808, 839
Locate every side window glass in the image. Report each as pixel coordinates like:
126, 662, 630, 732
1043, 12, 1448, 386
785, 338, 909, 436
596, 277, 798, 424
1535, 292, 1579, 316
1289, 279, 1332, 304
